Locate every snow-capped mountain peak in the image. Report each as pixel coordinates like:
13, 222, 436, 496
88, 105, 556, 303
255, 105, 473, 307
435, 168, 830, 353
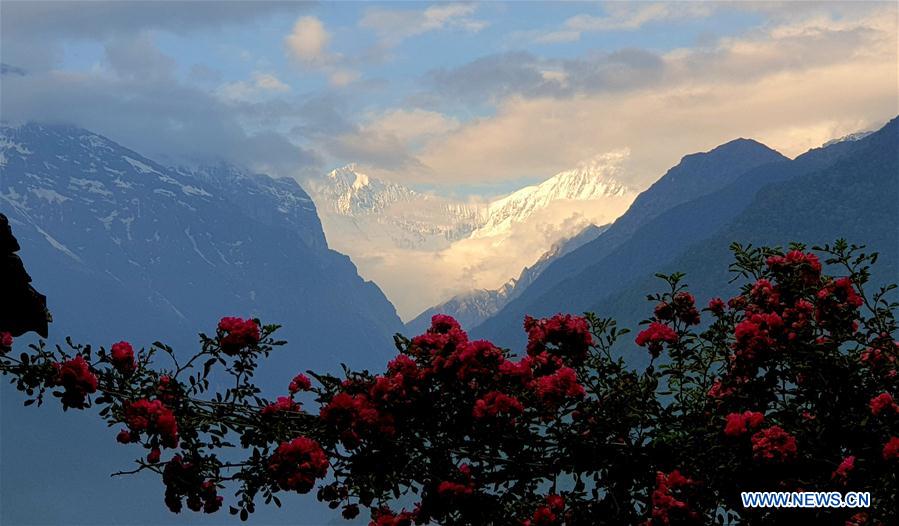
471, 151, 635, 238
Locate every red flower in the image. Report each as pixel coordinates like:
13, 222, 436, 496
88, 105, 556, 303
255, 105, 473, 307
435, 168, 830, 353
124, 398, 179, 448
707, 298, 725, 315
289, 373, 312, 394
531, 366, 584, 409
0, 331, 12, 349
883, 437, 899, 461
635, 322, 678, 358
815, 278, 864, 334
766, 250, 822, 286
110, 341, 136, 373
522, 494, 565, 526
672, 292, 701, 325
217, 317, 260, 355
869, 392, 898, 416
147, 447, 161, 464
723, 411, 765, 437
524, 313, 593, 365
116, 429, 136, 444
473, 391, 524, 420
370, 508, 415, 526
52, 355, 98, 409
650, 470, 698, 525
751, 426, 797, 463
268, 437, 329, 494
320, 392, 395, 448
831, 455, 855, 484
261, 396, 300, 417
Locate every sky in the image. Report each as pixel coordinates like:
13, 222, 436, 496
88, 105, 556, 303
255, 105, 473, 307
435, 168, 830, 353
1, 1, 897, 196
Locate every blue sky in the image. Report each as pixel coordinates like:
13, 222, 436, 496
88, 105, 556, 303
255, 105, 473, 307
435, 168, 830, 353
2, 1, 896, 195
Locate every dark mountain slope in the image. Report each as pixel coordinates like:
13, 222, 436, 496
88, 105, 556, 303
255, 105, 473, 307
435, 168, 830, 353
475, 124, 888, 349
598, 116, 899, 368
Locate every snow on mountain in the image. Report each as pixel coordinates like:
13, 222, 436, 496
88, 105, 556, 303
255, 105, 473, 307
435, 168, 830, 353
471, 152, 633, 239
822, 130, 874, 147
306, 152, 637, 320
304, 164, 485, 251
0, 123, 402, 373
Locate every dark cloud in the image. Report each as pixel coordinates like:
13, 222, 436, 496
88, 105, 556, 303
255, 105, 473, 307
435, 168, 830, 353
0, 1, 308, 71
0, 1, 306, 40
423, 48, 666, 104
0, 68, 320, 177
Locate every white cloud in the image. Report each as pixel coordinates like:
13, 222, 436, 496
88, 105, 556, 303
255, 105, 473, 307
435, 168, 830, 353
216, 72, 290, 101
388, 5, 898, 187
360, 3, 487, 47
284, 16, 361, 87
285, 16, 331, 64
253, 72, 290, 92
536, 2, 714, 43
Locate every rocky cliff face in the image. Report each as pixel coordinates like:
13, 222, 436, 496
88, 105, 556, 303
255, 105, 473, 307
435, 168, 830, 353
0, 212, 49, 337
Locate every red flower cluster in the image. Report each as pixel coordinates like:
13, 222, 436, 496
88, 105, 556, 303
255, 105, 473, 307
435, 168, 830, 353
649, 470, 698, 525
733, 312, 783, 365
635, 322, 678, 358
832, 455, 856, 484
751, 425, 797, 463
524, 313, 593, 364
162, 455, 221, 514
123, 398, 179, 448
267, 436, 329, 494
217, 316, 260, 355
260, 396, 300, 417
320, 392, 395, 448
869, 393, 898, 416
815, 278, 864, 334
289, 373, 312, 393
766, 250, 822, 286
110, 341, 136, 374
707, 298, 725, 315
654, 292, 700, 326
883, 437, 899, 461
371, 508, 415, 526
860, 344, 898, 377
521, 494, 565, 526
531, 366, 584, 409
472, 390, 523, 421
723, 411, 765, 437
52, 355, 98, 409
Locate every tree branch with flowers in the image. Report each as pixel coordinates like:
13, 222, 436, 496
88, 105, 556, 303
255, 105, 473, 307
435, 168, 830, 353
1, 240, 897, 525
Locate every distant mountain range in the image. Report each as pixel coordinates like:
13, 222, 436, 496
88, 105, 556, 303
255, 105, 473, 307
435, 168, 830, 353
305, 158, 637, 319
473, 119, 897, 354
0, 123, 401, 373
0, 122, 407, 525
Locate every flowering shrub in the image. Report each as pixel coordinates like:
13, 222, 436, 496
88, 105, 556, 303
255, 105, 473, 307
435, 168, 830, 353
1, 240, 897, 525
